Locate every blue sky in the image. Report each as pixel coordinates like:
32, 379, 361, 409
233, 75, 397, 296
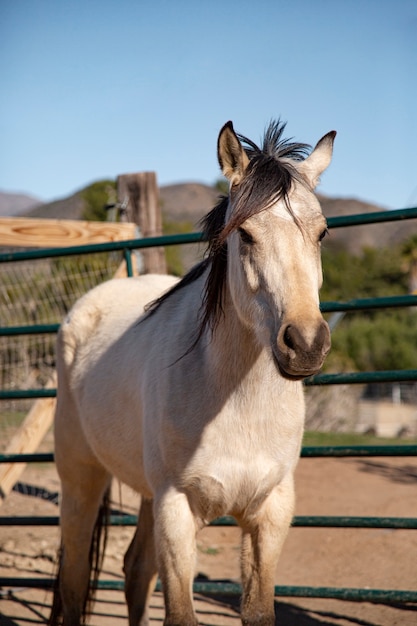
1, 0, 416, 210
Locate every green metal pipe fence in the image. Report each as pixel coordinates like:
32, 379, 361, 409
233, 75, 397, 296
0, 576, 415, 604
1, 205, 417, 604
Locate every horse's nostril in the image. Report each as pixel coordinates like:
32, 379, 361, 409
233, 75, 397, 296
283, 325, 295, 351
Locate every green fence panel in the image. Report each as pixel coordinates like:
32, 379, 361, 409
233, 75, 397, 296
1, 205, 417, 606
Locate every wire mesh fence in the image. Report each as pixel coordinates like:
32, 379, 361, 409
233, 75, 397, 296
0, 251, 124, 421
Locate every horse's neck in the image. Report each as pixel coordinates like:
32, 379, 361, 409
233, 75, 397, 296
205, 285, 278, 392
200, 286, 304, 437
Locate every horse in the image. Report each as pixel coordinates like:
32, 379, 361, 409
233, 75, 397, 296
50, 119, 335, 626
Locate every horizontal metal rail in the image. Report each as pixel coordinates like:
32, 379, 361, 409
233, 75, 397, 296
1, 514, 416, 530
0, 452, 55, 463
320, 294, 417, 312
2, 293, 417, 339
1, 444, 417, 464
0, 206, 416, 266
306, 369, 417, 386
0, 323, 60, 336
0, 232, 205, 263
0, 389, 56, 400
0, 576, 416, 603
326, 206, 417, 228
2, 368, 417, 399
301, 444, 417, 457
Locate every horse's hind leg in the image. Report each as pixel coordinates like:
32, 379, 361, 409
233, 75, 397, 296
52, 384, 111, 625
123, 498, 157, 626
240, 475, 295, 626
57, 460, 111, 625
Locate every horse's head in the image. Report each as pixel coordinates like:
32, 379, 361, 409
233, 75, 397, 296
217, 120, 335, 379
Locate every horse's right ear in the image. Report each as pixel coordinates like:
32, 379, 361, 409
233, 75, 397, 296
217, 121, 250, 186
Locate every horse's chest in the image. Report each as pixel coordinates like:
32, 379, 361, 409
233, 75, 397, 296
156, 391, 304, 522
182, 436, 294, 522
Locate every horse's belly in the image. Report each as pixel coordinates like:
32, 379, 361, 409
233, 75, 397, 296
81, 420, 152, 496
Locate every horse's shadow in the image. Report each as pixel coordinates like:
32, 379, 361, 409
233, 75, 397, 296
12, 481, 59, 505
195, 590, 347, 626
196, 589, 416, 626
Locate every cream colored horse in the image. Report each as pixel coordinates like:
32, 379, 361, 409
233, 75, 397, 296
50, 120, 335, 626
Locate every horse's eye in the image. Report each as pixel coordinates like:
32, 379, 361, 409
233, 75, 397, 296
318, 228, 329, 243
238, 227, 255, 245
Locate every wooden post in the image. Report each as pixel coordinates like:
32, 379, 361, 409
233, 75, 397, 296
117, 172, 167, 274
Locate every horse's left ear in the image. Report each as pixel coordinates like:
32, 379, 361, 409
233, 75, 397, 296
298, 130, 336, 189
217, 121, 250, 186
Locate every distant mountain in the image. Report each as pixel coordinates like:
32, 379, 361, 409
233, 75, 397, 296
159, 183, 220, 226
0, 191, 42, 216
20, 182, 219, 227
318, 195, 414, 255
24, 191, 84, 221
1, 183, 414, 256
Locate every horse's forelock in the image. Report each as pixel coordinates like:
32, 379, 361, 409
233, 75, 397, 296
221, 157, 295, 239
238, 119, 310, 162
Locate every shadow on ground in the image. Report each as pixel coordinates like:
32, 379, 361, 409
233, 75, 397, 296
352, 459, 417, 485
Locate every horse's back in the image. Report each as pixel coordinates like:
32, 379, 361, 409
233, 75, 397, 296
57, 274, 178, 370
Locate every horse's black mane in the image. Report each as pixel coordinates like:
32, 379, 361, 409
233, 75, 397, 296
145, 120, 310, 341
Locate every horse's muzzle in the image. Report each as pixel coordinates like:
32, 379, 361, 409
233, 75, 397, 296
274, 318, 331, 380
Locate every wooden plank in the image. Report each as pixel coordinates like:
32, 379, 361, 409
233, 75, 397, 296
0, 377, 56, 504
0, 217, 137, 248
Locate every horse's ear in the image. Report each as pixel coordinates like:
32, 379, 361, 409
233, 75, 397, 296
298, 130, 336, 189
217, 121, 250, 185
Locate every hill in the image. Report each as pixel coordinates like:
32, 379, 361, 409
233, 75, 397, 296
159, 183, 219, 226
23, 191, 85, 221
0, 191, 42, 216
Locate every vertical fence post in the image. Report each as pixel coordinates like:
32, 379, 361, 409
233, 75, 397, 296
117, 172, 167, 274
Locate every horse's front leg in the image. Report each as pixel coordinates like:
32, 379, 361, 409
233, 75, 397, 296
240, 475, 295, 626
124, 498, 158, 626
154, 487, 199, 626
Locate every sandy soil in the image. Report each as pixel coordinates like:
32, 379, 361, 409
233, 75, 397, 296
1, 447, 417, 625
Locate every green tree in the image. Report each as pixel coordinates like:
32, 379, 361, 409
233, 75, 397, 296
328, 310, 417, 372
214, 178, 228, 195
162, 217, 195, 276
321, 245, 407, 302
81, 180, 116, 222
320, 243, 415, 372
401, 234, 417, 293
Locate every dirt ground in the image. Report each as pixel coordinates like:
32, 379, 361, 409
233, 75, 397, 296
1, 439, 417, 626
